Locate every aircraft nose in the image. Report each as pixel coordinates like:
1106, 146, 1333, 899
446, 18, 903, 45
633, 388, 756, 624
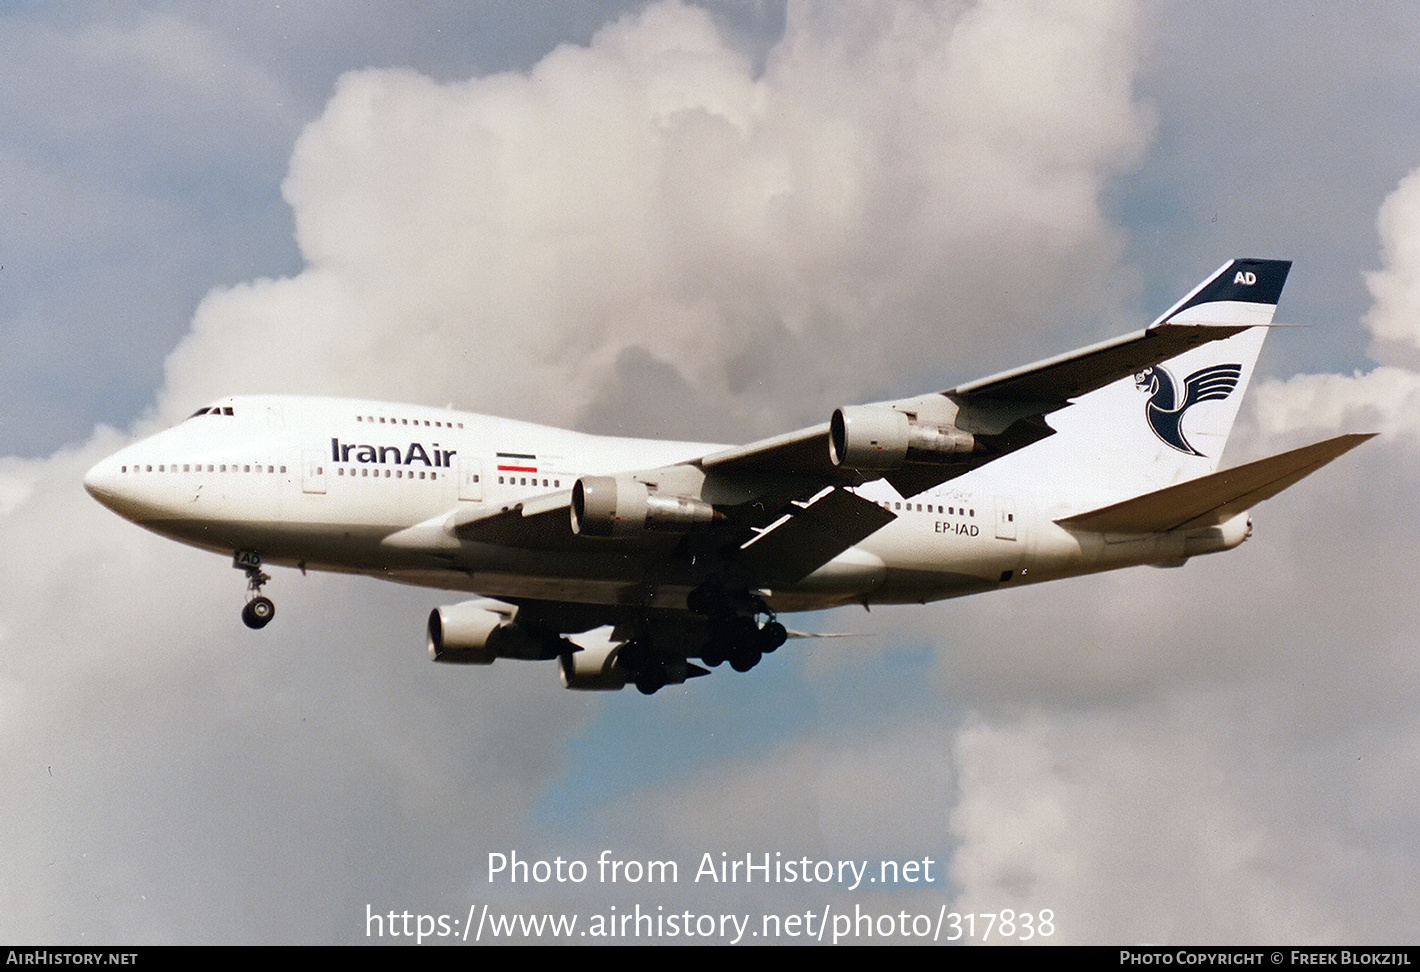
83, 451, 155, 522
83, 455, 124, 510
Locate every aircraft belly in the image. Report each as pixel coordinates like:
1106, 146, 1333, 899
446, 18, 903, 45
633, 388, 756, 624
383, 570, 690, 607
139, 517, 416, 570
777, 546, 885, 600
849, 518, 1020, 603
872, 568, 999, 602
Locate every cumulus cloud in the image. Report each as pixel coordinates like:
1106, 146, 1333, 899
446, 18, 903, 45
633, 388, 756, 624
159, 0, 1150, 441
1240, 161, 1420, 453
947, 706, 1390, 944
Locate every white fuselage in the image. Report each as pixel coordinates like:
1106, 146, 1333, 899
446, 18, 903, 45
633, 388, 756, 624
83, 395, 1248, 615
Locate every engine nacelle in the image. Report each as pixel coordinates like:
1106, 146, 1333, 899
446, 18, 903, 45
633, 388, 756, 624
427, 599, 555, 664
558, 630, 629, 690
570, 475, 716, 537
829, 405, 976, 470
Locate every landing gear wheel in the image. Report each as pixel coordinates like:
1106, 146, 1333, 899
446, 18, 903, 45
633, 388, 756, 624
728, 616, 758, 646
242, 596, 275, 629
759, 621, 787, 653
235, 551, 275, 630
729, 646, 762, 673
632, 651, 667, 695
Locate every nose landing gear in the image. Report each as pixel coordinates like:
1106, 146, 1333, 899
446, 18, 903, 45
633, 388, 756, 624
242, 595, 275, 629
234, 550, 275, 629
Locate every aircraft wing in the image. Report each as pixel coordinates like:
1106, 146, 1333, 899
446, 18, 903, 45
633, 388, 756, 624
944, 320, 1248, 407
381, 490, 582, 554
697, 423, 846, 484
944, 257, 1290, 404
448, 492, 579, 548
703, 259, 1291, 497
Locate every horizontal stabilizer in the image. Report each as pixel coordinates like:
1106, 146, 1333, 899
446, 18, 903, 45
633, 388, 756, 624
739, 486, 896, 586
1057, 432, 1374, 534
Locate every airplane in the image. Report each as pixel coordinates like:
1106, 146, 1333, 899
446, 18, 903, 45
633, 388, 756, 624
84, 259, 1371, 694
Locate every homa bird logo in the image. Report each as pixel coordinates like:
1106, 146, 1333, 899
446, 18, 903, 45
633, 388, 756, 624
1134, 363, 1243, 456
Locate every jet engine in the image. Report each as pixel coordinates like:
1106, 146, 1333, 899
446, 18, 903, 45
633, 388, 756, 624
829, 405, 977, 470
427, 599, 556, 664
570, 475, 716, 537
557, 630, 629, 690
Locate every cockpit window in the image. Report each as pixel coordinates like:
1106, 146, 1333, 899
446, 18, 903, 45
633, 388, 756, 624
187, 405, 235, 419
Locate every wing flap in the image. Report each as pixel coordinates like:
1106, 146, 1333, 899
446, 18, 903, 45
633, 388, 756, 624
1057, 433, 1373, 534
738, 487, 896, 586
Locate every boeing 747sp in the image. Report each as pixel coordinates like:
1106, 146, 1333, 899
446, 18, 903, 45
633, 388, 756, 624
85, 259, 1371, 693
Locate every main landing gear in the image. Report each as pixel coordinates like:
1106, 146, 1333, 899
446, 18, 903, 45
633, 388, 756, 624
688, 582, 788, 675
699, 614, 787, 672
615, 584, 789, 695
616, 640, 688, 697
234, 550, 275, 629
